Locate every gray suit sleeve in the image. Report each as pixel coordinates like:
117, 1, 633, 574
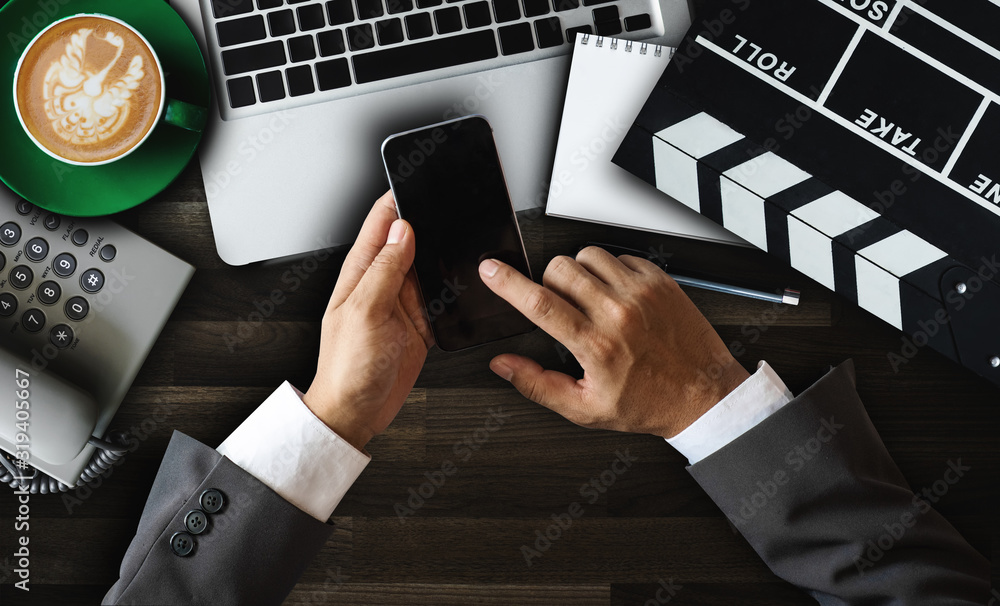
688, 360, 990, 604
103, 431, 334, 605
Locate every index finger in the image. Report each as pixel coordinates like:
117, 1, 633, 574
479, 258, 590, 350
330, 191, 400, 309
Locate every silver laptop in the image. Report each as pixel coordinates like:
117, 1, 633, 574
171, 0, 692, 265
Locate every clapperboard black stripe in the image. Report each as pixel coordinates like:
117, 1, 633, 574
833, 217, 902, 251
764, 202, 791, 263
831, 241, 859, 304
892, 8, 1000, 96
697, 138, 768, 176
695, 164, 725, 225
613, 125, 658, 188
766, 177, 836, 214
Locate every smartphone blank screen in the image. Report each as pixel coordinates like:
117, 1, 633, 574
382, 116, 535, 351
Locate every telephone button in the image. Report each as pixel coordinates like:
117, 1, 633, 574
72, 229, 89, 246
65, 296, 89, 321
10, 265, 32, 289
37, 280, 61, 305
1, 222, 21, 246
0, 251, 5, 272
25, 237, 49, 262
0, 293, 16, 317
43, 214, 60, 231
53, 253, 77, 277
49, 324, 73, 349
100, 245, 117, 262
15, 200, 33, 215
81, 268, 105, 293
21, 308, 45, 332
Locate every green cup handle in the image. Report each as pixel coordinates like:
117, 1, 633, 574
163, 98, 208, 132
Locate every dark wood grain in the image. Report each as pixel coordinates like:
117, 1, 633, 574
0, 154, 996, 606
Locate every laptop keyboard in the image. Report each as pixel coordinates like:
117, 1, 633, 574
206, 0, 662, 118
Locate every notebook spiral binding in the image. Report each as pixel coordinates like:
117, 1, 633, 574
579, 34, 663, 57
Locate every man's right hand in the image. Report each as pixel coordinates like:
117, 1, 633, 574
479, 247, 750, 439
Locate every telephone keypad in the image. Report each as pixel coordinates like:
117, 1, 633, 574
65, 296, 89, 321
49, 324, 73, 348
21, 308, 45, 332
37, 281, 61, 305
10, 265, 32, 290
25, 237, 49, 262
53, 253, 77, 277
81, 269, 105, 293
1, 221, 21, 246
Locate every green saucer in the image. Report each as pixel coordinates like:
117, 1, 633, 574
0, 0, 210, 216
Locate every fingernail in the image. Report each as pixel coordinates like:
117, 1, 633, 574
479, 258, 500, 278
387, 220, 407, 244
490, 359, 513, 381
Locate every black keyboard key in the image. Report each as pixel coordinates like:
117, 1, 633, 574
289, 0, 310, 3
286, 65, 316, 95
356, 0, 383, 19
222, 41, 287, 75
595, 18, 620, 35
565, 24, 590, 40
353, 29, 497, 83
52, 253, 76, 277
50, 324, 73, 349
318, 29, 347, 54
376, 18, 405, 44
80, 268, 105, 293
416, 0, 441, 6
288, 35, 317, 60
268, 9, 296, 35
10, 265, 32, 289
15, 201, 32, 215
1, 222, 21, 246
316, 58, 352, 89
434, 7, 462, 34
21, 309, 44, 333
0, 293, 15, 317
37, 281, 60, 305
464, 1, 491, 27
298, 4, 326, 29
493, 0, 519, 22
522, 0, 548, 17
227, 76, 257, 107
327, 0, 355, 24
386, 0, 413, 14
348, 23, 376, 49
258, 0, 283, 8
592, 5, 617, 22
624, 13, 650, 31
582, 0, 611, 5
534, 16, 562, 48
217, 14, 266, 46
552, 0, 577, 11
406, 13, 433, 38
498, 22, 533, 54
43, 214, 59, 230
65, 296, 89, 321
213, 0, 254, 19
257, 70, 286, 101
24, 237, 48, 262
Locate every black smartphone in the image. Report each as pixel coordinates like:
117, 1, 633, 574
381, 115, 535, 352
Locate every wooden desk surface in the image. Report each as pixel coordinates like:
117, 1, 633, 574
1, 161, 996, 604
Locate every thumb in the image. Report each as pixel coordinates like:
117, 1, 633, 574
354, 219, 415, 315
490, 354, 582, 418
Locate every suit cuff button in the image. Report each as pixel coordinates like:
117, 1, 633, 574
184, 509, 210, 535
200, 488, 226, 513
170, 532, 195, 557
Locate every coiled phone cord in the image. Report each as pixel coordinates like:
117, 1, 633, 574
0, 430, 130, 493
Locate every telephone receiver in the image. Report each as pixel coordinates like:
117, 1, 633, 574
0, 346, 100, 467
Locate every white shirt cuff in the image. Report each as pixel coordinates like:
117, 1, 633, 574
666, 361, 793, 465
217, 381, 370, 521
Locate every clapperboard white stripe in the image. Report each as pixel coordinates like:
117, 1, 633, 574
651, 111, 953, 330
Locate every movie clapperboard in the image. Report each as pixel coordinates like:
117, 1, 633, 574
613, 0, 1000, 387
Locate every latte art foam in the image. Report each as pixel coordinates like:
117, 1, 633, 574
15, 16, 162, 164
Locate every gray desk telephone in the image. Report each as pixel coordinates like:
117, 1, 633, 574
0, 189, 193, 489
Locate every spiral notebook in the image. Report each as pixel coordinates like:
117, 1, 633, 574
545, 34, 746, 246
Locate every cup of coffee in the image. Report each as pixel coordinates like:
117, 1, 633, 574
12, 13, 206, 167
